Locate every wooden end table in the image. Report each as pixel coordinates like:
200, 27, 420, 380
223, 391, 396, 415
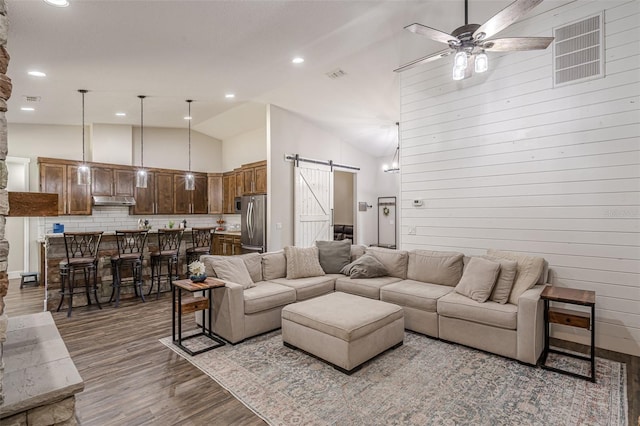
172, 277, 226, 355
539, 285, 596, 382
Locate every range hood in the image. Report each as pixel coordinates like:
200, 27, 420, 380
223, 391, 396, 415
92, 196, 136, 206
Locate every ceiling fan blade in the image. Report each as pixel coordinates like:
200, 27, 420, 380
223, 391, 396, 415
394, 49, 452, 73
473, 0, 544, 41
482, 37, 554, 51
405, 23, 458, 45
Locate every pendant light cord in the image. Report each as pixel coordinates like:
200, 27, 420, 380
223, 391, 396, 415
139, 95, 145, 169
79, 89, 87, 163
464, 0, 468, 26
187, 99, 192, 172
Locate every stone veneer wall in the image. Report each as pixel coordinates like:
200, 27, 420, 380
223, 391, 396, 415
0, 0, 9, 407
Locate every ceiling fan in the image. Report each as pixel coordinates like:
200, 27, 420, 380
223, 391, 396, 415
394, 0, 554, 80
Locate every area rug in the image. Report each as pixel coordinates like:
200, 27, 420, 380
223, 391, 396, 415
160, 331, 627, 426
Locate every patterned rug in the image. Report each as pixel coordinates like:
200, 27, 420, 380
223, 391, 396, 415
160, 331, 627, 426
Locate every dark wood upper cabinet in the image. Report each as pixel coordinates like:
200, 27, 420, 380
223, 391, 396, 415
131, 172, 155, 215
114, 169, 135, 197
173, 174, 191, 215
241, 160, 267, 195
66, 165, 92, 215
155, 172, 174, 215
208, 173, 223, 215
174, 173, 208, 214
192, 174, 208, 214
91, 167, 114, 196
222, 172, 236, 214
39, 163, 67, 215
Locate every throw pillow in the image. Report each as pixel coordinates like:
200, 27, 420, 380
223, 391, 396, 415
483, 256, 518, 304
455, 257, 500, 303
486, 249, 546, 304
315, 239, 351, 274
350, 244, 366, 261
262, 250, 287, 280
407, 250, 464, 287
238, 252, 263, 283
207, 256, 254, 289
284, 246, 326, 279
340, 254, 389, 278
366, 247, 409, 279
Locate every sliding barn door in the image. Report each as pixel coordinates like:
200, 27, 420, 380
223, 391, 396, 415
294, 162, 333, 247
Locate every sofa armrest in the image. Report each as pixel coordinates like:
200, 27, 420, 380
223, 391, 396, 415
196, 280, 245, 344
516, 284, 547, 365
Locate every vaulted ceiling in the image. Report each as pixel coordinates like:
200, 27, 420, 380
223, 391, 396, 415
5, 0, 564, 157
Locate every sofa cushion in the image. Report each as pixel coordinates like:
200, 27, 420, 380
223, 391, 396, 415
281, 292, 404, 341
366, 247, 409, 279
380, 280, 453, 312
407, 250, 464, 286
455, 257, 500, 303
351, 244, 366, 262
204, 256, 254, 289
486, 250, 546, 305
483, 256, 517, 304
262, 250, 287, 281
284, 246, 325, 279
341, 254, 388, 278
238, 252, 263, 283
315, 240, 351, 274
437, 291, 517, 330
335, 276, 402, 299
243, 282, 296, 314
270, 274, 339, 301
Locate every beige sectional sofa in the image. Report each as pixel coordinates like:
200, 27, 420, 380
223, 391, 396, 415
200, 244, 549, 365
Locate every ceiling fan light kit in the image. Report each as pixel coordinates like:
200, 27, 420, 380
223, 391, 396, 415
395, 0, 554, 80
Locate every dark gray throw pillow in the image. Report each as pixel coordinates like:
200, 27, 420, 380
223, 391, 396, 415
315, 239, 351, 274
340, 254, 389, 278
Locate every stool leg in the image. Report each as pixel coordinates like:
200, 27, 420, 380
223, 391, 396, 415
93, 263, 102, 310
114, 261, 122, 308
156, 257, 164, 300
57, 269, 66, 312
109, 261, 117, 303
20, 276, 25, 289
67, 268, 75, 318
136, 260, 146, 303
148, 257, 156, 296
84, 268, 92, 306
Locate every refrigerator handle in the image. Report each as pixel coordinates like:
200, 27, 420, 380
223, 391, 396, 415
248, 200, 254, 241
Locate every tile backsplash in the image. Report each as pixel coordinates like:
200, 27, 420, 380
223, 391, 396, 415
39, 206, 240, 236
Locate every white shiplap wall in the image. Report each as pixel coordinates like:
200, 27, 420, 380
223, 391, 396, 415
399, 1, 640, 356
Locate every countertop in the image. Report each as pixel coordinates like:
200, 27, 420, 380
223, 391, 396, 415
41, 229, 241, 240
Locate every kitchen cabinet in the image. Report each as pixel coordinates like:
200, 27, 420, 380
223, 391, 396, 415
92, 167, 135, 198
131, 171, 155, 215
174, 173, 208, 214
155, 172, 174, 215
114, 170, 135, 196
208, 173, 223, 214
234, 169, 243, 199
213, 234, 241, 256
39, 162, 91, 215
222, 172, 236, 214
242, 160, 267, 195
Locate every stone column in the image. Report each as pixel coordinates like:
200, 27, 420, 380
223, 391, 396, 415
0, 0, 10, 406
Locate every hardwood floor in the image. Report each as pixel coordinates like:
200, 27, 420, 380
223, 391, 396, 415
4, 279, 639, 425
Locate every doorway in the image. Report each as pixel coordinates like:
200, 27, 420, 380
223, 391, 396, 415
333, 170, 356, 243
6, 157, 30, 277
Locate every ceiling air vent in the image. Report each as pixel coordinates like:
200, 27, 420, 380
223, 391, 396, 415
326, 68, 347, 80
23, 95, 41, 103
553, 12, 604, 87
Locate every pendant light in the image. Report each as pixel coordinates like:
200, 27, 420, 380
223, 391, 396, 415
383, 122, 400, 173
77, 89, 90, 185
136, 95, 148, 188
185, 99, 195, 191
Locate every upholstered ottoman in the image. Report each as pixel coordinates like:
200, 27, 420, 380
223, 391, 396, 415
281, 291, 404, 373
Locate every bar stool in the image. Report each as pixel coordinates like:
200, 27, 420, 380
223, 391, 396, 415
110, 229, 148, 307
56, 231, 104, 317
149, 228, 184, 300
185, 227, 215, 266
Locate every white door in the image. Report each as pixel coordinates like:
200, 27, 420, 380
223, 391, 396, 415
294, 162, 333, 247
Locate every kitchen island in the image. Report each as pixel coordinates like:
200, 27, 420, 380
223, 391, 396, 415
41, 229, 241, 311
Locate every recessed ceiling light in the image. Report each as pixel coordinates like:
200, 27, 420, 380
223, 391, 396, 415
43, 0, 69, 7
292, 57, 305, 64
115, 112, 126, 117
28, 70, 46, 77
225, 93, 235, 99
21, 107, 35, 111
184, 116, 192, 120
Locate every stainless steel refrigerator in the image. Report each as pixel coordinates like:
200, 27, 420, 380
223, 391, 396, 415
241, 194, 267, 253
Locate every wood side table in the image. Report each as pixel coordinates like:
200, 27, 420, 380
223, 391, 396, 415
539, 285, 596, 382
172, 277, 226, 355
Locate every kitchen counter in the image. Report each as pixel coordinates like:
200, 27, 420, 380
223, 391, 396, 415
43, 227, 240, 238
